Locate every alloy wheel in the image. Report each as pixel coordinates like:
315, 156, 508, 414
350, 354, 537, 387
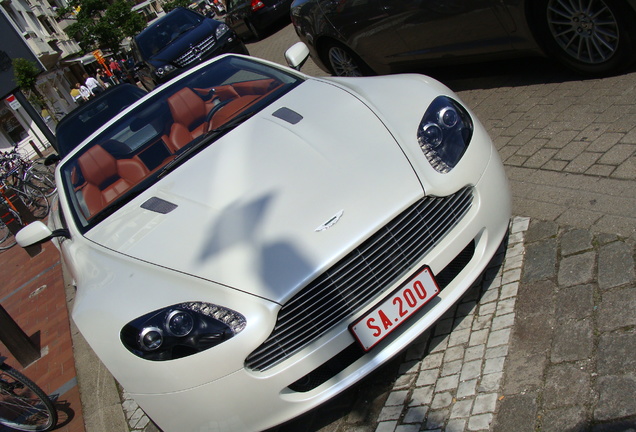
327, 45, 364, 77
546, 0, 620, 64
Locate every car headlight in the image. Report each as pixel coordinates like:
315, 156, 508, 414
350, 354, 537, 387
155, 64, 177, 77
120, 302, 246, 361
216, 23, 229, 39
417, 96, 473, 173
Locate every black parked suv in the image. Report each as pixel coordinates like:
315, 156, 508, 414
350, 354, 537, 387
132, 7, 249, 90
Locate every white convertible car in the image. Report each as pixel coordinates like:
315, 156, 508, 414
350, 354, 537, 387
18, 44, 511, 431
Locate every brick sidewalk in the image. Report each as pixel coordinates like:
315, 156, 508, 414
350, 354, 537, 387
0, 241, 85, 432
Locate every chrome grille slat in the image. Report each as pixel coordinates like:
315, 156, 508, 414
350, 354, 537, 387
246, 187, 474, 371
174, 35, 217, 67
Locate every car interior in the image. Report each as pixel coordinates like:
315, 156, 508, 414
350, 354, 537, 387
68, 77, 283, 221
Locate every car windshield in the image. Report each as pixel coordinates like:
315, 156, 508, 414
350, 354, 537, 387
135, 9, 204, 58
60, 56, 303, 232
55, 85, 147, 157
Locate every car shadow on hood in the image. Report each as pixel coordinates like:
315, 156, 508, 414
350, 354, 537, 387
198, 193, 315, 303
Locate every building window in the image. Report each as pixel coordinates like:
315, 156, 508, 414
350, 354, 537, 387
0, 106, 28, 145
39, 17, 56, 35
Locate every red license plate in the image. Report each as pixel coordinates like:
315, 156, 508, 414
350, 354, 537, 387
350, 266, 440, 351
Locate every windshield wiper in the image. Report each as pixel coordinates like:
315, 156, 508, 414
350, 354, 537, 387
209, 110, 257, 134
169, 25, 196, 43
157, 134, 214, 179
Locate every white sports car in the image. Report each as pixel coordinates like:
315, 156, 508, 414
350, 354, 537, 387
18, 44, 511, 431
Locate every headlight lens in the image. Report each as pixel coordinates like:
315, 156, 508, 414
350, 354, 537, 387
155, 64, 177, 77
417, 96, 473, 173
216, 23, 229, 39
121, 302, 246, 361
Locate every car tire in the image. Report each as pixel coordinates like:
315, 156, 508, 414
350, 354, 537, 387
321, 41, 374, 77
246, 21, 261, 41
532, 0, 636, 75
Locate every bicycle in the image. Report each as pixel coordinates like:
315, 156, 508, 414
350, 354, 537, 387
0, 206, 22, 251
0, 177, 49, 221
0, 147, 56, 198
0, 357, 57, 431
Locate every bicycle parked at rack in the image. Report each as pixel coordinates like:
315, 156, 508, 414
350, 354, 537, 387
0, 146, 56, 199
0, 356, 57, 431
0, 205, 22, 251
0, 177, 49, 221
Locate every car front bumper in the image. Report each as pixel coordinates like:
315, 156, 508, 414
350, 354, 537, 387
128, 146, 511, 432
156, 33, 249, 84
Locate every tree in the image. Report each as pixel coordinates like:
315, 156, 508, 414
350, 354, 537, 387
59, 0, 146, 55
162, 0, 190, 13
12, 58, 55, 119
12, 58, 40, 90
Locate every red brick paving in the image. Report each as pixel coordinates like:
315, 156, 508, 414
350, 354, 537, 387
1, 241, 85, 432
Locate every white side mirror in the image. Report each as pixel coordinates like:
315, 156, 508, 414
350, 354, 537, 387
16, 221, 54, 247
285, 42, 310, 71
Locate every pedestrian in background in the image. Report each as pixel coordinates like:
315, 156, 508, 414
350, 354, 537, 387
84, 73, 103, 96
75, 82, 91, 103
95, 69, 111, 88
109, 59, 123, 84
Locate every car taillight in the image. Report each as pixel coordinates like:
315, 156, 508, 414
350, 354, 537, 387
251, 0, 265, 11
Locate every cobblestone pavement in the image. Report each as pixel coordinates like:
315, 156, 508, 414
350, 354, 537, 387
125, 22, 636, 432
271, 217, 529, 432
494, 221, 636, 432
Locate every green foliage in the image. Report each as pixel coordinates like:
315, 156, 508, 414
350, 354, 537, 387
60, 0, 146, 54
12, 58, 48, 112
12, 58, 41, 89
162, 0, 191, 13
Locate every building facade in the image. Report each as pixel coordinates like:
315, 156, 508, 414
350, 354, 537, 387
0, 0, 84, 155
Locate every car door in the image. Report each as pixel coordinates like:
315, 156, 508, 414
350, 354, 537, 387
317, 0, 410, 65
391, 0, 515, 62
225, 0, 252, 39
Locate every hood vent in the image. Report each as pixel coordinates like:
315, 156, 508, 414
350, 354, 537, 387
141, 197, 178, 214
272, 107, 303, 125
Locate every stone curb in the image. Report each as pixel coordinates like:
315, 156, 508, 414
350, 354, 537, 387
372, 216, 529, 432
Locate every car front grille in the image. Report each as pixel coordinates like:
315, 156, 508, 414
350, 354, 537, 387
245, 187, 474, 372
174, 35, 216, 67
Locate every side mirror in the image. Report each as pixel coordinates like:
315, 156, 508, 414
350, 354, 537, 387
16, 221, 69, 247
285, 42, 310, 71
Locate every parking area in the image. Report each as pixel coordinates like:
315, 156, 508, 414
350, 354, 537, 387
246, 22, 636, 432
1, 20, 634, 432
248, 23, 636, 242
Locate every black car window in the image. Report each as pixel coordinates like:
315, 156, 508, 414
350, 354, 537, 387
55, 85, 147, 157
135, 9, 204, 59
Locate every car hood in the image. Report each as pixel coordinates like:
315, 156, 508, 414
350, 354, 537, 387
85, 79, 424, 303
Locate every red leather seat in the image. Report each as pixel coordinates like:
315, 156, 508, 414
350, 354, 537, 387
77, 145, 149, 217
164, 88, 213, 152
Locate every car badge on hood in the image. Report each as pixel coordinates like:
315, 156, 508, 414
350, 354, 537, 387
315, 210, 344, 232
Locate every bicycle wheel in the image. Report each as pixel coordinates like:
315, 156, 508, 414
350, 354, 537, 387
25, 170, 56, 198
0, 363, 57, 431
0, 208, 21, 251
17, 184, 49, 219
30, 159, 54, 175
